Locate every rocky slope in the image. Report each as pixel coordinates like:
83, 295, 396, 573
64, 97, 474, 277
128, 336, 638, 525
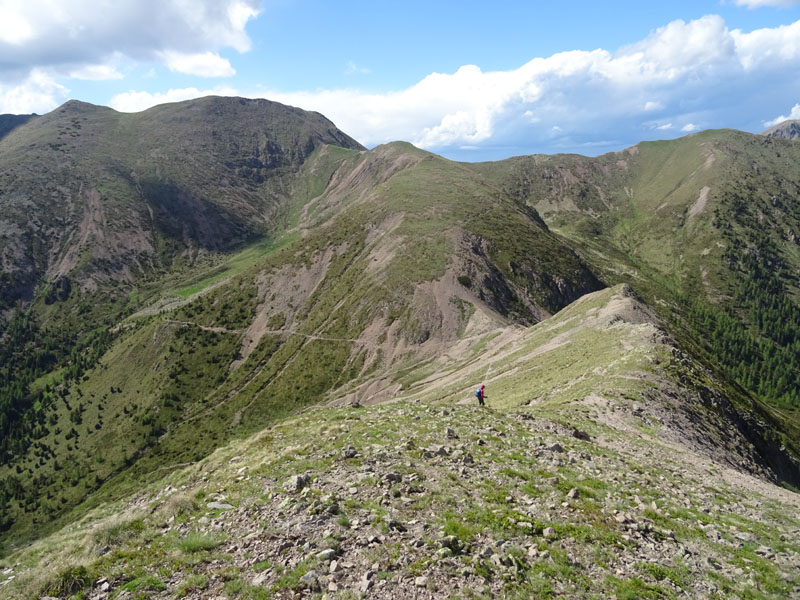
2, 286, 799, 599
0, 97, 363, 312
0, 128, 603, 546
762, 119, 800, 140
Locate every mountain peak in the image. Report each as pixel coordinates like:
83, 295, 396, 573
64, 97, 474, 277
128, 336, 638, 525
54, 99, 115, 114
761, 119, 800, 140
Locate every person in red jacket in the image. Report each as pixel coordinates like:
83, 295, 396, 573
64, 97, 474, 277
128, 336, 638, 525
475, 384, 486, 406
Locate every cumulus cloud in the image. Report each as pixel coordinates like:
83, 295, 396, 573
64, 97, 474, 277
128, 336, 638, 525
67, 64, 124, 81
264, 16, 800, 152
161, 52, 236, 77
0, 0, 259, 111
12, 12, 800, 159
0, 69, 68, 114
764, 103, 800, 127
0, 0, 260, 75
103, 15, 800, 157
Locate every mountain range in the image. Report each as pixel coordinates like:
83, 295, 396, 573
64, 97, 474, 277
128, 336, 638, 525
1, 98, 800, 599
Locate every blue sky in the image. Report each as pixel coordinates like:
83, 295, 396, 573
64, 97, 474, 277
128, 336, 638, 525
2, 0, 800, 160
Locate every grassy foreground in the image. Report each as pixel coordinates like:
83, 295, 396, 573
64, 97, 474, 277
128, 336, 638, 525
2, 286, 799, 599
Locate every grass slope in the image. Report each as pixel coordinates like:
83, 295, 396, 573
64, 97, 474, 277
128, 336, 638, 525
0, 141, 602, 547
3, 285, 799, 600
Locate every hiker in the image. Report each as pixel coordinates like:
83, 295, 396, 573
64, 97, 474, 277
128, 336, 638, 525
475, 384, 486, 406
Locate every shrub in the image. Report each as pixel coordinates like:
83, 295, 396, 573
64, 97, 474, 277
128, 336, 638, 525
177, 532, 222, 553
43, 565, 92, 597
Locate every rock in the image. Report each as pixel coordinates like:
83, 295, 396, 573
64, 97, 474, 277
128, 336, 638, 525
446, 427, 458, 439
341, 445, 358, 459
614, 513, 627, 524
572, 429, 591, 441
328, 581, 339, 592
286, 474, 311, 492
359, 571, 375, 592
543, 527, 557, 538
206, 502, 234, 510
415, 576, 428, 587
567, 487, 579, 499
299, 570, 319, 591
329, 560, 339, 573
387, 518, 406, 531
384, 472, 402, 484
317, 549, 337, 561
546, 443, 564, 453
462, 453, 475, 465
440, 535, 462, 554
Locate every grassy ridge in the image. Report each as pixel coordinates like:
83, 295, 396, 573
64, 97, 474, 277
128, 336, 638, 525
0, 141, 603, 547
473, 130, 800, 414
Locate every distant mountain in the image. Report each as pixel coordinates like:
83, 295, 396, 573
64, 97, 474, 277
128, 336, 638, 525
0, 97, 363, 314
474, 129, 800, 408
761, 119, 800, 140
0, 113, 37, 141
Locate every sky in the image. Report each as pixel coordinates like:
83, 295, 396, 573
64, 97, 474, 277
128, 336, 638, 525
2, 1, 800, 161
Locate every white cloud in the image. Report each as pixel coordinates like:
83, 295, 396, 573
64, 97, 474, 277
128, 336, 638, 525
0, 5, 34, 45
102, 14, 800, 157
734, 0, 800, 8
764, 102, 800, 127
67, 64, 124, 81
0, 12, 778, 159
732, 20, 800, 69
0, 69, 68, 113
0, 0, 259, 101
263, 16, 800, 151
161, 52, 235, 77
